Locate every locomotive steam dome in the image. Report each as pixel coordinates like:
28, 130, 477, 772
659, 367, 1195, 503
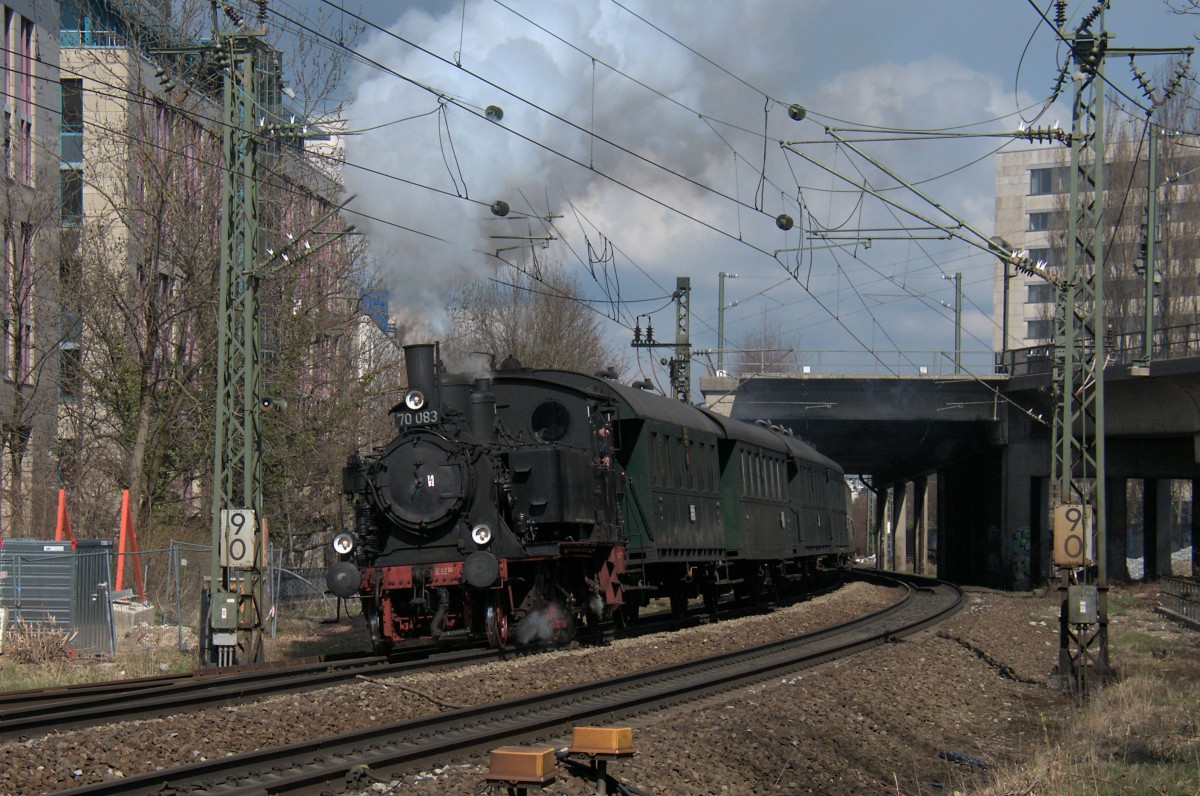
371, 430, 469, 529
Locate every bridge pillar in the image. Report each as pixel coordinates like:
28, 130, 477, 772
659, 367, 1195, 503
939, 448, 1003, 587
1193, 479, 1200, 578
913, 477, 930, 575
1107, 477, 1130, 583
1142, 479, 1174, 580
997, 409, 1046, 591
891, 482, 909, 573
873, 488, 888, 570
1031, 477, 1050, 587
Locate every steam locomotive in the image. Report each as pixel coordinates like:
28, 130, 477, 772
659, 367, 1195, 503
326, 342, 852, 651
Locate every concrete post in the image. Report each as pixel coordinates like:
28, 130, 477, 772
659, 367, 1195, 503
1193, 479, 1200, 578
1143, 478, 1160, 581
1107, 477, 1130, 583
892, 482, 909, 573
1154, 479, 1173, 578
874, 486, 888, 570
913, 477, 929, 575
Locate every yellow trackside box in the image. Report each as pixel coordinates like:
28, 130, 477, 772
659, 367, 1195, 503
567, 726, 635, 756
485, 746, 557, 785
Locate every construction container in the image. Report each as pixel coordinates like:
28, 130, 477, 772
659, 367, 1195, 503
0, 539, 116, 655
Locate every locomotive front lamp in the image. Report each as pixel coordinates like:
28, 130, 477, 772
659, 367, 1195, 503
404, 390, 426, 410
332, 532, 355, 555
471, 524, 493, 545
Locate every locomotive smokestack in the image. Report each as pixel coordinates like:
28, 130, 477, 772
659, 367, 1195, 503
404, 343, 438, 397
471, 378, 496, 442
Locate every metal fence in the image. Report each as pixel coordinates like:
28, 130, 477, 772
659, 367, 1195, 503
0, 540, 116, 655
1158, 575, 1200, 630
1, 538, 336, 656
159, 542, 334, 650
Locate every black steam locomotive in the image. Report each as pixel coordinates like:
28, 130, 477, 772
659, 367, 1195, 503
326, 343, 852, 651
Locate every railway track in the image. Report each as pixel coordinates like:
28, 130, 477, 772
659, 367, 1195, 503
0, 646, 496, 741
0, 576, 840, 741
53, 571, 962, 796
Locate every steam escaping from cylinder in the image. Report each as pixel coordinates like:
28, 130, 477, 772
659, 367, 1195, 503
515, 603, 571, 646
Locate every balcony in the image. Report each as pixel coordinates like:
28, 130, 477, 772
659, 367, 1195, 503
60, 29, 126, 48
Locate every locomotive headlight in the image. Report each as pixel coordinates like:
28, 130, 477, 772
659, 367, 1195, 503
332, 532, 355, 556
471, 524, 493, 546
404, 390, 426, 410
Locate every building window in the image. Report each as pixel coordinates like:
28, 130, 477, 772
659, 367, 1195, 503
61, 169, 84, 226
1026, 319, 1054, 341
60, 345, 82, 401
1027, 247, 1052, 266
61, 79, 84, 164
1026, 283, 1055, 304
1028, 211, 1054, 232
1030, 168, 1056, 195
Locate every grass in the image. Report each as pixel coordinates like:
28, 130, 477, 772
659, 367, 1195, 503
0, 619, 197, 692
984, 585, 1200, 796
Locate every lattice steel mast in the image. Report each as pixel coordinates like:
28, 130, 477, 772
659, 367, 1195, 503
205, 21, 275, 667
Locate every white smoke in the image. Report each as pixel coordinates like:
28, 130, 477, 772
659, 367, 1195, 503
341, 1, 1057, 356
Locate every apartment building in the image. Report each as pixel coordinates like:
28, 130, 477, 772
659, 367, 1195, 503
0, 1, 59, 534
993, 134, 1200, 364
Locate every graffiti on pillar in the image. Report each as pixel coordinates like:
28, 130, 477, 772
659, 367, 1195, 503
1009, 526, 1032, 590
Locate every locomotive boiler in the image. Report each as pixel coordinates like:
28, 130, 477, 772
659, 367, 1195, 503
326, 342, 851, 652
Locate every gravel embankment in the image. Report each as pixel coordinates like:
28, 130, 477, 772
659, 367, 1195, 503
0, 581, 1068, 795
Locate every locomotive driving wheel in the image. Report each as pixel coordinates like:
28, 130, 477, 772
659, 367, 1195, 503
364, 600, 393, 655
485, 599, 509, 649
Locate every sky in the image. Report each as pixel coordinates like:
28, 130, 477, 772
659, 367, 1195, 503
283, 1, 1200, 385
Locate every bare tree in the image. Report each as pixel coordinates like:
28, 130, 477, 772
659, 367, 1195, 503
732, 312, 799, 376
445, 259, 625, 374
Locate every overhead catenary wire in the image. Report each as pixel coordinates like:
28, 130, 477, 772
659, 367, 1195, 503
288, 2, 1093, 361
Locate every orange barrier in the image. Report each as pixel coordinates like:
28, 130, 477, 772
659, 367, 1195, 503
115, 490, 146, 601
54, 489, 75, 543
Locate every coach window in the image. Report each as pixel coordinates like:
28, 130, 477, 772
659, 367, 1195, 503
531, 400, 571, 442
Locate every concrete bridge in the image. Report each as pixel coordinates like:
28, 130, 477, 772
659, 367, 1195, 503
700, 349, 1200, 589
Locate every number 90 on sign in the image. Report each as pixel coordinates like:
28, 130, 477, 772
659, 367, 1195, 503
1053, 504, 1091, 567
221, 509, 257, 570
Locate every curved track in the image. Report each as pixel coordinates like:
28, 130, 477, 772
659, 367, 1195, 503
54, 572, 962, 796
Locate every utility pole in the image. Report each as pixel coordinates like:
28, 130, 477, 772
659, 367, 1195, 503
672, 277, 692, 402
717, 272, 737, 375
631, 276, 692, 403
1048, 1, 1110, 694
205, 21, 276, 667
1048, 1, 1192, 693
942, 273, 962, 374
